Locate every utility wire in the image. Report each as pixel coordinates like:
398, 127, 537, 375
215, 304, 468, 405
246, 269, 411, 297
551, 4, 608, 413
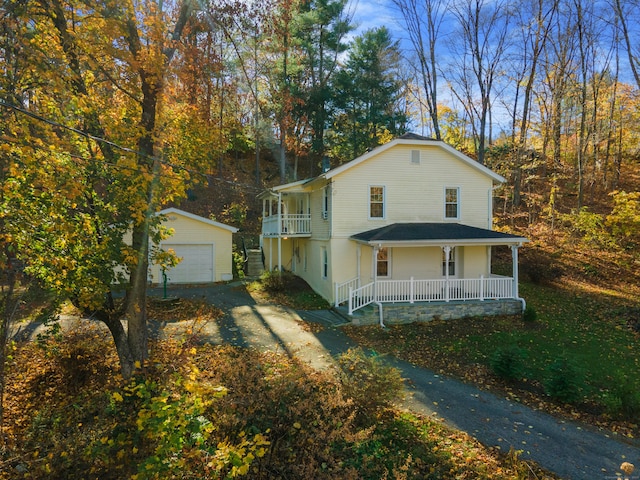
0, 100, 265, 193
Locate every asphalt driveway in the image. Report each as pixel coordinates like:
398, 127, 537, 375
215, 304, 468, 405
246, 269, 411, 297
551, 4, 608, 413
146, 281, 640, 480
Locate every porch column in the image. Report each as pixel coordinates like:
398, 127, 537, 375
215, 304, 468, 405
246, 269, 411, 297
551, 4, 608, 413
356, 245, 361, 287
268, 237, 273, 270
372, 245, 379, 301
277, 193, 282, 235
443, 245, 451, 302
511, 244, 520, 299
277, 193, 282, 271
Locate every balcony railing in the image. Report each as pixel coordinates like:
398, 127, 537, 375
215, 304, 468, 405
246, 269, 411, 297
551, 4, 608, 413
262, 214, 312, 237
345, 275, 514, 314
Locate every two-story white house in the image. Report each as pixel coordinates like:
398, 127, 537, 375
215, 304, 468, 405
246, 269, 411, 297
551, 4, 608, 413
259, 134, 528, 325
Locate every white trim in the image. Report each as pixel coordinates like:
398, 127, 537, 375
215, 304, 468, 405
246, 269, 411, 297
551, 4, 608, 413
376, 247, 391, 278
444, 187, 460, 220
369, 184, 386, 220
321, 246, 328, 279
323, 138, 505, 184
322, 186, 330, 220
157, 208, 238, 233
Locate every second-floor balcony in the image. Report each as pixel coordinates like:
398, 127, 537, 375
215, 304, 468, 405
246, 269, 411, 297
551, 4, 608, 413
262, 214, 312, 237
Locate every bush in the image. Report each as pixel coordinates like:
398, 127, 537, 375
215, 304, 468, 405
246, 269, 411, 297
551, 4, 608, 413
522, 305, 537, 323
601, 374, 640, 421
520, 247, 563, 285
490, 345, 526, 381
259, 270, 286, 293
337, 348, 404, 422
232, 249, 246, 279
544, 358, 583, 404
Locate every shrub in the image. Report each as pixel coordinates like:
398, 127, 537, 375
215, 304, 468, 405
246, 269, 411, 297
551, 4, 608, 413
544, 358, 583, 404
337, 348, 404, 422
520, 247, 563, 285
259, 270, 286, 293
490, 345, 525, 381
232, 249, 246, 279
601, 374, 640, 421
522, 305, 537, 323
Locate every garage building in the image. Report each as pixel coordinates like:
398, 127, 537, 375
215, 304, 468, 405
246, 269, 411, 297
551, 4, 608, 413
149, 208, 238, 284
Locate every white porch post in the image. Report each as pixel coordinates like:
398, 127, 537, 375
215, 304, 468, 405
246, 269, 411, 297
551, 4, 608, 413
356, 245, 361, 287
277, 193, 282, 272
269, 237, 273, 270
443, 245, 451, 302
511, 244, 520, 299
372, 245, 379, 301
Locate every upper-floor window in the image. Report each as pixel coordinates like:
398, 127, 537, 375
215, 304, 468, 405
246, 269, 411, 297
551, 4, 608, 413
445, 187, 460, 219
322, 187, 329, 219
411, 150, 420, 164
369, 185, 385, 219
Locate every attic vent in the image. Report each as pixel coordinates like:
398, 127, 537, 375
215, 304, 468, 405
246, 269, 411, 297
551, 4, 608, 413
411, 150, 421, 164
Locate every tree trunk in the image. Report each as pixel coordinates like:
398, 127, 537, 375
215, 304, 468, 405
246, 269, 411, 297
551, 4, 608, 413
0, 255, 17, 440
95, 309, 136, 379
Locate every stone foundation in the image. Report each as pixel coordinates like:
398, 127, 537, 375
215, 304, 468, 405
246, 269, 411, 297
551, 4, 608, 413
349, 299, 523, 326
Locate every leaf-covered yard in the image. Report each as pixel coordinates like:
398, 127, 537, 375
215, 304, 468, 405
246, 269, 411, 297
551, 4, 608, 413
1, 309, 557, 479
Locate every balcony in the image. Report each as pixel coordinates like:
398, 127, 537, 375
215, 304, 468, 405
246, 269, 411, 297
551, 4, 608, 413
262, 214, 312, 237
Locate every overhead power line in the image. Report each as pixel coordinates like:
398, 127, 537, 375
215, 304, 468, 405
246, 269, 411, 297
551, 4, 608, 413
0, 100, 265, 194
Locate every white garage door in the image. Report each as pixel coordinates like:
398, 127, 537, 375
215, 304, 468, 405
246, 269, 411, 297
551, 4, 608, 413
162, 244, 215, 283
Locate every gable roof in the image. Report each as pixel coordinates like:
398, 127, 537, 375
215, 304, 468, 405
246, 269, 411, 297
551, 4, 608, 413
351, 223, 528, 247
157, 208, 238, 233
258, 134, 505, 197
321, 136, 505, 185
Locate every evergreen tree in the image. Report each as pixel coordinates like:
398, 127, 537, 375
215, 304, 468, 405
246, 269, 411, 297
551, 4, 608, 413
329, 27, 408, 163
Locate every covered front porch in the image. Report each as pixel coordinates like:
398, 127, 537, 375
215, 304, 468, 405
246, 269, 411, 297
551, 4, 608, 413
334, 223, 529, 318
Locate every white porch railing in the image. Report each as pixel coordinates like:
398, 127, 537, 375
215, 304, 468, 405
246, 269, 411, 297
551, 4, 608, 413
262, 214, 311, 237
334, 277, 360, 307
346, 275, 514, 314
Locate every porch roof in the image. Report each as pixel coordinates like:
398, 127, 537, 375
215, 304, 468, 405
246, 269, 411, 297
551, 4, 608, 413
350, 223, 528, 247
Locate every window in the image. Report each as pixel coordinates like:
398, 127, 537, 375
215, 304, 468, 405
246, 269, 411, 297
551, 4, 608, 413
376, 247, 390, 277
442, 247, 456, 276
303, 245, 307, 272
411, 150, 420, 164
445, 187, 459, 219
321, 247, 328, 278
369, 186, 385, 219
322, 187, 329, 219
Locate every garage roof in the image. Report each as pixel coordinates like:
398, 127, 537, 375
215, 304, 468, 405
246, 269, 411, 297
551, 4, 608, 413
158, 208, 238, 233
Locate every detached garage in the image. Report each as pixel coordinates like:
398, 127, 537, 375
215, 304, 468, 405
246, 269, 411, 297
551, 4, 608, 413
149, 208, 238, 284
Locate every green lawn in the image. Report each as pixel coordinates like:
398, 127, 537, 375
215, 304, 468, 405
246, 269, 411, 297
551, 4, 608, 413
343, 280, 640, 432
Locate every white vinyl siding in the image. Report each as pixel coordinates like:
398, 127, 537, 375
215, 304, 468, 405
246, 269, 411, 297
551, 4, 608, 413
147, 210, 235, 283
330, 145, 493, 238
